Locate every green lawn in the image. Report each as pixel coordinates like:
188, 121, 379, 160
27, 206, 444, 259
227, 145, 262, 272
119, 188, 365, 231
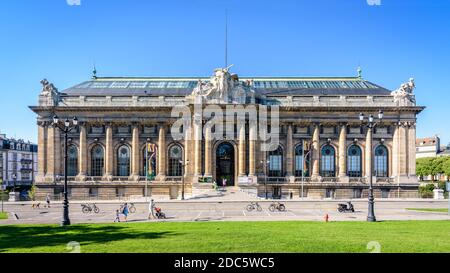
406, 208, 449, 213
0, 221, 449, 253
0, 212, 7, 220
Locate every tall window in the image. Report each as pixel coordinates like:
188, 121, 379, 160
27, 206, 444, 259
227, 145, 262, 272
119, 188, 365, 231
295, 143, 310, 177
374, 145, 388, 177
67, 145, 78, 176
91, 145, 104, 176
117, 145, 130, 176
347, 145, 362, 177
321, 145, 335, 177
168, 144, 183, 176
268, 146, 283, 177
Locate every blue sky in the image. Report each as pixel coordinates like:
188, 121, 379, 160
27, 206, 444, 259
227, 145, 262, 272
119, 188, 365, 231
0, 0, 449, 145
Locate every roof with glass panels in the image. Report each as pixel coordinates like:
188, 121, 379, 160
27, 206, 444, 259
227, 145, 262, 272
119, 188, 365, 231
61, 76, 392, 96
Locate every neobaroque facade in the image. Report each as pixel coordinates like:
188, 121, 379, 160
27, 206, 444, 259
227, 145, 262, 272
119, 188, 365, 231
30, 68, 424, 200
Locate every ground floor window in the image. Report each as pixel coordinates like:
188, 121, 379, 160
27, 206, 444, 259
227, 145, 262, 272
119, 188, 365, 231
116, 187, 125, 198
353, 188, 362, 199
272, 186, 282, 199
89, 188, 99, 198
325, 188, 335, 199
381, 189, 390, 198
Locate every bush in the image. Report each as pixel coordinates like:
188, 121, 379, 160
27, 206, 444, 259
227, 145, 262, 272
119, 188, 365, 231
419, 184, 435, 198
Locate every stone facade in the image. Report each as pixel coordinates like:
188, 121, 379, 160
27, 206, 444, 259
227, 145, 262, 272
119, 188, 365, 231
30, 69, 424, 200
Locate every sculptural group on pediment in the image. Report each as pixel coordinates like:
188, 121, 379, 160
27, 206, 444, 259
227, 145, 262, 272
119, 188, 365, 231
191, 66, 255, 104
391, 78, 416, 105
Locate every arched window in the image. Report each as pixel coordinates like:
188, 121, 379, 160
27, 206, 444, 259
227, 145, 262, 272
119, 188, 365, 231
67, 145, 78, 176
168, 144, 183, 176
374, 145, 388, 177
347, 145, 362, 177
117, 145, 130, 177
268, 146, 283, 177
295, 143, 310, 177
321, 145, 336, 177
91, 145, 104, 176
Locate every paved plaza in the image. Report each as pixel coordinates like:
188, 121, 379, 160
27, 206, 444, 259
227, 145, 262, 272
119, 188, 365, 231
1, 188, 449, 225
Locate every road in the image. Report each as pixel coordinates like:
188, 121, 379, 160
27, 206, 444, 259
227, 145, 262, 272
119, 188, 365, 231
1, 188, 448, 225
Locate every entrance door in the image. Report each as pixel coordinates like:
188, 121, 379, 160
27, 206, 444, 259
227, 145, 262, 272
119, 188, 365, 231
216, 143, 235, 186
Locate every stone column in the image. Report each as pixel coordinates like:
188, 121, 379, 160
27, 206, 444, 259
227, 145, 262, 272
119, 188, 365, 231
204, 125, 212, 177
408, 123, 417, 178
338, 124, 348, 180
311, 124, 320, 179
103, 124, 113, 181
286, 124, 294, 177
193, 120, 202, 177
238, 124, 246, 176
398, 123, 408, 177
44, 126, 56, 181
365, 127, 373, 179
184, 122, 192, 176
392, 123, 399, 177
130, 124, 140, 180
248, 124, 257, 177
155, 124, 166, 180
76, 123, 87, 181
36, 122, 47, 183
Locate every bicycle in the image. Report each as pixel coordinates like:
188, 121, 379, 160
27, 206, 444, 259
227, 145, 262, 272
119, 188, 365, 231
246, 202, 262, 212
120, 203, 136, 213
81, 203, 100, 214
268, 202, 286, 212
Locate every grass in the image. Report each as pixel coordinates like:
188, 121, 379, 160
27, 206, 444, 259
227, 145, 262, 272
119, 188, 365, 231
0, 221, 449, 253
0, 212, 7, 220
406, 208, 449, 213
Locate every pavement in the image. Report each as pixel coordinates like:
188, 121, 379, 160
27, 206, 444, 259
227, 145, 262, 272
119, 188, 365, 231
0, 187, 449, 225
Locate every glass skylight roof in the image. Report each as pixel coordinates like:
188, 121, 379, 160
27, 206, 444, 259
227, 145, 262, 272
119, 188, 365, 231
252, 80, 375, 89
74, 79, 379, 90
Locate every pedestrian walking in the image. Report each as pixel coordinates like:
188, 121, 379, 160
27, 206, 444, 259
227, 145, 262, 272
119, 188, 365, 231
223, 178, 227, 189
148, 199, 156, 220
114, 209, 121, 222
45, 194, 51, 208
122, 203, 129, 222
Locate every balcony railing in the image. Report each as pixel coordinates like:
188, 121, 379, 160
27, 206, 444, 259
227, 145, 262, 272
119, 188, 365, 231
166, 176, 183, 182
294, 177, 312, 183
349, 177, 366, 183
258, 177, 287, 184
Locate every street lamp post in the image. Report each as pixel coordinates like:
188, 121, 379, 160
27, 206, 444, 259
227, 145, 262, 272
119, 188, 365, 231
180, 159, 190, 200
359, 110, 383, 222
52, 115, 78, 226
260, 159, 270, 199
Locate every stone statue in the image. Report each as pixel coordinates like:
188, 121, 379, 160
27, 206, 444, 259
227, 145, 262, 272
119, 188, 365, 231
189, 66, 254, 104
39, 79, 59, 106
40, 79, 58, 95
391, 78, 416, 105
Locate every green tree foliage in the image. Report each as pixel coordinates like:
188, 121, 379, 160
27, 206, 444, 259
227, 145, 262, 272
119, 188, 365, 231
419, 184, 435, 198
416, 156, 450, 181
442, 158, 450, 179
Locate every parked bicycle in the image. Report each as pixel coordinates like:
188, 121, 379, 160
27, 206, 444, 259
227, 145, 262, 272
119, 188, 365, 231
246, 202, 262, 212
120, 203, 136, 213
81, 203, 100, 214
269, 202, 286, 212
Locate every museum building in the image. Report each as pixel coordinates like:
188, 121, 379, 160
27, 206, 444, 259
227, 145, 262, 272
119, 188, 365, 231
30, 67, 424, 200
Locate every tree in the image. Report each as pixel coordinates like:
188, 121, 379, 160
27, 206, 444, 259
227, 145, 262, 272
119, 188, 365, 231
442, 157, 450, 181
416, 157, 433, 180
